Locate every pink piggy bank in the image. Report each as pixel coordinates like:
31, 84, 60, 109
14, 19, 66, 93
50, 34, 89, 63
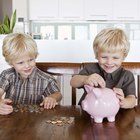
81, 85, 120, 123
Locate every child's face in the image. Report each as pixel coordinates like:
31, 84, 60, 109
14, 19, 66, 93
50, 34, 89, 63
11, 54, 36, 79
97, 51, 124, 73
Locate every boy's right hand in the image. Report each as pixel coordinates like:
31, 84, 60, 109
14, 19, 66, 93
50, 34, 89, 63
0, 99, 13, 115
84, 73, 106, 88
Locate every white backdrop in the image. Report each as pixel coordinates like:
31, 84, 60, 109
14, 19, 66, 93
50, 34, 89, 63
1, 39, 140, 73
36, 40, 140, 62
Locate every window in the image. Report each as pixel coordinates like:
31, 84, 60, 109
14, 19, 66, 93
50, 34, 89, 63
30, 21, 140, 40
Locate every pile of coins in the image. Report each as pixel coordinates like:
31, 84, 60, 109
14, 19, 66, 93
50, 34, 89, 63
13, 104, 44, 113
46, 117, 74, 126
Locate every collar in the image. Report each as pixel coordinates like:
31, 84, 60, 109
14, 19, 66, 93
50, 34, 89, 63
110, 66, 122, 80
27, 67, 38, 82
15, 67, 37, 83
99, 65, 122, 81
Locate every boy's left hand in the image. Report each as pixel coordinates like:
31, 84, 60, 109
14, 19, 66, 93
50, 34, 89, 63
113, 87, 125, 107
113, 87, 136, 108
40, 96, 57, 109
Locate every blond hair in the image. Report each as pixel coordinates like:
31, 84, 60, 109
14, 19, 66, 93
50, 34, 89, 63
2, 33, 38, 65
93, 28, 130, 59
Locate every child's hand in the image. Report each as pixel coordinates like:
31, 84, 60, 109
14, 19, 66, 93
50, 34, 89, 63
84, 73, 106, 88
113, 87, 125, 107
113, 87, 136, 108
40, 96, 57, 109
0, 99, 13, 115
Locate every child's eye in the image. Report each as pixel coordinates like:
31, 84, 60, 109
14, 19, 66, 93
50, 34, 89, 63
17, 62, 24, 64
113, 57, 119, 59
29, 58, 34, 62
102, 56, 107, 58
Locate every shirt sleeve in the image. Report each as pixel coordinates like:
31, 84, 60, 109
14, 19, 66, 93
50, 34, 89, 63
79, 63, 100, 75
0, 71, 10, 91
121, 70, 136, 97
44, 77, 60, 96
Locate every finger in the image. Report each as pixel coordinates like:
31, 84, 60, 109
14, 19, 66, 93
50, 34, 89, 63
48, 102, 54, 109
113, 88, 122, 93
116, 94, 124, 101
92, 80, 98, 87
116, 91, 124, 98
40, 102, 44, 106
1, 110, 13, 115
52, 102, 57, 108
4, 99, 13, 104
98, 80, 106, 88
45, 101, 56, 109
44, 100, 51, 109
1, 103, 13, 109
0, 107, 13, 115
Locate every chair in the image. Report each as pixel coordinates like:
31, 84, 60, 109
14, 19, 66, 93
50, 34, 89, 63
36, 62, 140, 105
121, 62, 140, 105
36, 62, 81, 105
82, 62, 140, 106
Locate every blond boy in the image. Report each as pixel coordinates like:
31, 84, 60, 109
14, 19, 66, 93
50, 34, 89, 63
70, 28, 136, 108
0, 33, 62, 115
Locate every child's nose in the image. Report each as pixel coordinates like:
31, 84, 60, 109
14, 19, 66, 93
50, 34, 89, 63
106, 58, 112, 64
24, 62, 30, 67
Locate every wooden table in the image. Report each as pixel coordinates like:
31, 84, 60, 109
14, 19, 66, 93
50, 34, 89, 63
0, 105, 140, 140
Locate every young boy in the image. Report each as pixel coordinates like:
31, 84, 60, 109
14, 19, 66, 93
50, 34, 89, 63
70, 28, 136, 109
0, 33, 62, 115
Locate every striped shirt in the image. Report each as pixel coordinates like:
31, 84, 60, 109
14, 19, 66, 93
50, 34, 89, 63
0, 67, 60, 104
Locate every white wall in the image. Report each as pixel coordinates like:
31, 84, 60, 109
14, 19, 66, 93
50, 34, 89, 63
36, 40, 140, 63
36, 40, 95, 63
0, 36, 11, 73
125, 40, 140, 62
1, 39, 140, 73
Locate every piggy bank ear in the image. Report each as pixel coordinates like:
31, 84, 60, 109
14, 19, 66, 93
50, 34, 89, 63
92, 88, 102, 99
84, 85, 102, 99
84, 85, 93, 93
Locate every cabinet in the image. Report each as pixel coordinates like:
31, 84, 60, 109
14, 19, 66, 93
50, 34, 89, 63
29, 0, 59, 20
113, 0, 139, 20
84, 0, 113, 20
28, 0, 140, 21
59, 0, 84, 20
138, 1, 140, 20
29, 0, 83, 20
13, 0, 28, 20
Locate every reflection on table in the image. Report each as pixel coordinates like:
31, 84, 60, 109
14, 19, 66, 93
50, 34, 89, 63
0, 105, 140, 140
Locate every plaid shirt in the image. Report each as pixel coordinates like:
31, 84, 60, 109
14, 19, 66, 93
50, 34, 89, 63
0, 67, 60, 104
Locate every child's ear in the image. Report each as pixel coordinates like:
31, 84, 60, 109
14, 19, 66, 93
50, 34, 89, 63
9, 62, 13, 66
9, 63, 12, 67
